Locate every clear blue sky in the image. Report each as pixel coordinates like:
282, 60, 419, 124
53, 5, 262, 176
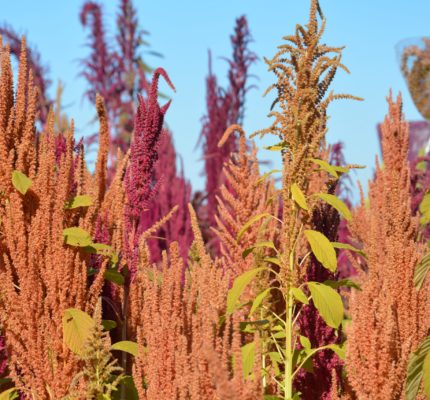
2, 0, 430, 197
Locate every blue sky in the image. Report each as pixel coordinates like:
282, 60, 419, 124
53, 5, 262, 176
2, 0, 430, 197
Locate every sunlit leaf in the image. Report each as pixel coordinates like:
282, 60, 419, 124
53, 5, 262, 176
331, 242, 366, 258
63, 227, 93, 247
104, 269, 125, 286
12, 170, 32, 195
326, 343, 346, 360
423, 351, 430, 397
291, 183, 308, 210
250, 288, 271, 316
309, 158, 338, 178
314, 193, 352, 221
414, 252, 430, 290
242, 241, 277, 258
237, 213, 274, 241
406, 335, 430, 400
62, 308, 95, 356
0, 388, 18, 400
323, 279, 361, 291
227, 268, 265, 315
291, 287, 309, 305
300, 336, 311, 349
307, 282, 343, 329
65, 194, 93, 209
241, 341, 255, 377
111, 341, 138, 357
304, 230, 337, 272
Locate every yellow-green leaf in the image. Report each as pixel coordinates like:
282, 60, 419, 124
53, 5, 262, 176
227, 268, 265, 315
65, 194, 93, 209
101, 320, 117, 331
242, 241, 277, 258
0, 388, 18, 400
241, 341, 255, 378
309, 158, 338, 178
300, 335, 311, 349
104, 269, 125, 286
62, 308, 95, 356
291, 287, 309, 305
415, 252, 430, 290
249, 288, 271, 316
307, 282, 343, 329
423, 351, 430, 397
12, 170, 32, 195
291, 183, 308, 210
63, 227, 93, 247
407, 335, 430, 400
331, 242, 366, 258
111, 341, 138, 357
237, 213, 273, 240
304, 230, 337, 272
314, 193, 352, 221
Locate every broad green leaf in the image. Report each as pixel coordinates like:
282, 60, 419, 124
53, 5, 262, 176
264, 257, 281, 267
314, 193, 352, 221
307, 282, 343, 329
112, 376, 139, 400
0, 388, 18, 400
406, 335, 430, 400
304, 230, 337, 272
249, 288, 271, 316
420, 191, 430, 216
291, 287, 309, 305
331, 242, 366, 258
323, 279, 361, 291
241, 341, 255, 377
85, 243, 119, 264
63, 227, 93, 247
326, 343, 346, 360
65, 194, 93, 209
264, 396, 282, 400
12, 170, 32, 195
111, 341, 138, 357
62, 308, 95, 356
423, 351, 430, 397
227, 268, 265, 315
263, 141, 287, 151
300, 336, 311, 349
242, 241, 277, 258
414, 252, 430, 289
101, 320, 117, 331
291, 183, 308, 210
104, 269, 125, 286
237, 213, 273, 240
309, 158, 338, 178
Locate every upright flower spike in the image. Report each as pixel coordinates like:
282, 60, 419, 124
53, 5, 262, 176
124, 67, 175, 276
199, 16, 256, 245
346, 94, 430, 399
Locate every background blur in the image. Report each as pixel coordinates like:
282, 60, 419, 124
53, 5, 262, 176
2, 0, 430, 197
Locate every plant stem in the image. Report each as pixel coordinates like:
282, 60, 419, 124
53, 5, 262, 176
285, 286, 294, 400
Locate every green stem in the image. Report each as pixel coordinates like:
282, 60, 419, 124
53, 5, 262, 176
285, 284, 294, 399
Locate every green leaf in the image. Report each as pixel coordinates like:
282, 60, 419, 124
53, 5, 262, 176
65, 194, 93, 209
331, 242, 366, 258
62, 308, 95, 356
85, 243, 119, 264
241, 341, 255, 377
12, 170, 32, 195
309, 158, 338, 178
101, 320, 117, 331
420, 191, 430, 216
300, 335, 311, 349
242, 241, 277, 258
237, 213, 273, 240
256, 169, 281, 185
249, 288, 271, 316
423, 351, 430, 397
227, 268, 265, 315
264, 396, 282, 400
104, 269, 125, 286
111, 341, 138, 357
307, 282, 344, 329
326, 343, 346, 360
291, 183, 308, 211
304, 230, 337, 272
291, 287, 309, 305
323, 279, 361, 291
263, 141, 287, 151
406, 335, 430, 400
414, 252, 430, 290
112, 376, 139, 400
314, 193, 352, 221
0, 388, 18, 400
264, 257, 282, 267
63, 227, 93, 247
